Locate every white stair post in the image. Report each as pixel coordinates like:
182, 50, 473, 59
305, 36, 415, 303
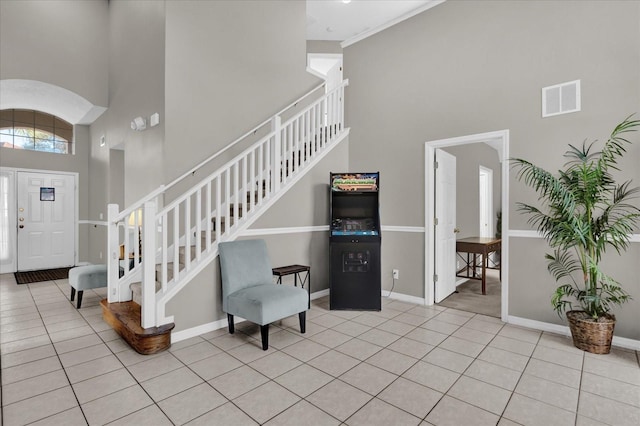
271, 116, 281, 192
141, 200, 157, 328
107, 204, 120, 303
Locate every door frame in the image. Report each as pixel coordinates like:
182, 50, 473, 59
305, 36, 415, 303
0, 167, 79, 273
424, 130, 509, 322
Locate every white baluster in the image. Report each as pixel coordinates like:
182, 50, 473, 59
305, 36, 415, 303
141, 201, 156, 328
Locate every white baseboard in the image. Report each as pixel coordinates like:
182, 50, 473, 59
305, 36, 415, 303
382, 290, 425, 305
173, 292, 640, 352
455, 278, 468, 286
171, 318, 229, 343
311, 289, 330, 300
507, 315, 640, 351
172, 288, 330, 343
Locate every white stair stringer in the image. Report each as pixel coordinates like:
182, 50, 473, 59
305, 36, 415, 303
154, 128, 349, 326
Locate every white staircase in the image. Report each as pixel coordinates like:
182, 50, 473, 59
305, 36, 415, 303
106, 80, 349, 329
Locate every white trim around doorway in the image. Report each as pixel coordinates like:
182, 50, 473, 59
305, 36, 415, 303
424, 130, 510, 322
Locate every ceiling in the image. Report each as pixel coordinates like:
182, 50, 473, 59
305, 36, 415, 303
307, 0, 444, 46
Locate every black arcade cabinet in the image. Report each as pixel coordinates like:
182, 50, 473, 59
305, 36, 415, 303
329, 172, 381, 311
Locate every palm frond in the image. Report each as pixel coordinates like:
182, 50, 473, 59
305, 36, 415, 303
545, 250, 580, 285
599, 115, 640, 171
511, 116, 640, 319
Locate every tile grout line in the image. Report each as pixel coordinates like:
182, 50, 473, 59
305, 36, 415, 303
3, 279, 639, 425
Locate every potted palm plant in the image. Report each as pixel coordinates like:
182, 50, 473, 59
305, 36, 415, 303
511, 116, 640, 354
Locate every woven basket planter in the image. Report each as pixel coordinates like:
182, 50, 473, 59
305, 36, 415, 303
566, 310, 616, 354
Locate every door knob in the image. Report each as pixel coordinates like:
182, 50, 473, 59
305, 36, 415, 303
454, 227, 460, 233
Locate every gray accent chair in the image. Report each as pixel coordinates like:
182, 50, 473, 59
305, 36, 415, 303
219, 239, 307, 350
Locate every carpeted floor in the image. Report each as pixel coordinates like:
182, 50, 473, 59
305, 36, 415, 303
14, 267, 72, 285
438, 268, 501, 318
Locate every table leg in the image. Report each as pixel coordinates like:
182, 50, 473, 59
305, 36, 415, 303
473, 254, 478, 278
466, 253, 470, 277
482, 249, 487, 295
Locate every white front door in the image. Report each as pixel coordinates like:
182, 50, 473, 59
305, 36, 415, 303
17, 172, 75, 271
435, 149, 457, 303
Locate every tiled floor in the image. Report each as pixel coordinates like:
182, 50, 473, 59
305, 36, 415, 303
1, 273, 640, 426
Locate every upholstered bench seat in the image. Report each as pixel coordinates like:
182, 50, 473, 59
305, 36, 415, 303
68, 265, 109, 308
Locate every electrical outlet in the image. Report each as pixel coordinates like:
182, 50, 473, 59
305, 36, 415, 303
392, 269, 399, 279
99, 251, 103, 259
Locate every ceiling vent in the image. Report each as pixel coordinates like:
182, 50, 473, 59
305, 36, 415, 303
542, 80, 581, 118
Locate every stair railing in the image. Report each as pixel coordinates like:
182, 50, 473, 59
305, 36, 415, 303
107, 80, 348, 328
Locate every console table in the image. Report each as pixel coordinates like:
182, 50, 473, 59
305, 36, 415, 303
272, 264, 311, 309
456, 237, 501, 295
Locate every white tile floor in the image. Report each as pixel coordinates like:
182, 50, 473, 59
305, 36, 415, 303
1, 273, 640, 426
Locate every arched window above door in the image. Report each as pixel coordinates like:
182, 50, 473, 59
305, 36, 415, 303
0, 109, 73, 155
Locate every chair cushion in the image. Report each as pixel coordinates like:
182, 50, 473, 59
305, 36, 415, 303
69, 265, 108, 291
219, 239, 273, 312
227, 284, 308, 325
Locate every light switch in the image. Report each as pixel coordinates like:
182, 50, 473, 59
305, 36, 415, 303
150, 113, 160, 127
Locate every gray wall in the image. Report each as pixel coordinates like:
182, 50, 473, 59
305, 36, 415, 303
163, 0, 324, 331
84, 0, 166, 264
443, 143, 502, 239
167, 139, 349, 331
307, 40, 343, 55
106, 0, 166, 206
0, 0, 109, 263
344, 0, 640, 339
164, 0, 319, 184
0, 0, 108, 106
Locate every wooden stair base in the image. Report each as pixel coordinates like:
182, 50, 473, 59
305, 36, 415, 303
100, 299, 174, 355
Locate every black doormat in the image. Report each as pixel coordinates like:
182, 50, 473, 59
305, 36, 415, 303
15, 267, 72, 285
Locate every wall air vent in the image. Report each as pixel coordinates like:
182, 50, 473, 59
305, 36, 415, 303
542, 80, 581, 118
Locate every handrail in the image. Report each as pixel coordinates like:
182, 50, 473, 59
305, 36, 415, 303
272, 81, 326, 118
158, 130, 276, 217
108, 79, 348, 328
113, 81, 326, 223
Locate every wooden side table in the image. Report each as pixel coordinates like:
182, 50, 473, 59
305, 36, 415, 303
272, 264, 310, 309
455, 237, 501, 295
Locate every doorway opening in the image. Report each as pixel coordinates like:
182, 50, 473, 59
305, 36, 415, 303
424, 130, 509, 321
479, 166, 493, 239
307, 53, 343, 93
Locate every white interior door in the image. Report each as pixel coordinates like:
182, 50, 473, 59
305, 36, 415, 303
17, 172, 75, 271
435, 149, 457, 302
